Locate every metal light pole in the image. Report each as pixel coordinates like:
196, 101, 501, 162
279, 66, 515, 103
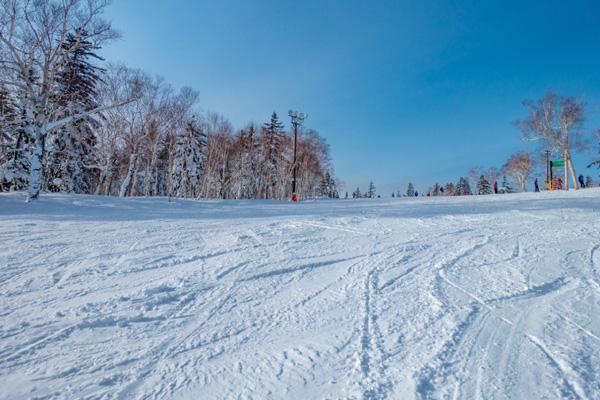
546, 150, 550, 190
288, 110, 307, 200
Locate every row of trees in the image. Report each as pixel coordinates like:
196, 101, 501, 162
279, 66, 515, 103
401, 175, 511, 198
416, 155, 595, 199
352, 181, 376, 198
331, 88, 600, 200
373, 92, 599, 199
0, 0, 336, 201
418, 92, 599, 196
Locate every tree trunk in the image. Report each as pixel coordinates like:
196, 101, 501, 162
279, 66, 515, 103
142, 160, 153, 196
95, 172, 105, 195
144, 140, 161, 196
26, 134, 44, 201
119, 153, 137, 197
95, 158, 111, 195
568, 155, 579, 190
129, 161, 140, 197
105, 175, 113, 195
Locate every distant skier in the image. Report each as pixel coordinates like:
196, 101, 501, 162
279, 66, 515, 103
534, 178, 540, 192
556, 177, 563, 190
578, 174, 585, 188
414, 191, 419, 197
493, 181, 498, 194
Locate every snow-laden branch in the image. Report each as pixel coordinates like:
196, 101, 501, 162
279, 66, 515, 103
44, 98, 135, 134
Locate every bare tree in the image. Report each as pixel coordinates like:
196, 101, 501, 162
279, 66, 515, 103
97, 65, 148, 198
200, 112, 233, 199
467, 166, 484, 190
468, 166, 501, 189
515, 91, 586, 190
295, 129, 331, 198
484, 167, 501, 185
139, 78, 175, 197
503, 152, 533, 192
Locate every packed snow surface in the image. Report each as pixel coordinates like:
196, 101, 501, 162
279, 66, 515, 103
1, 190, 600, 399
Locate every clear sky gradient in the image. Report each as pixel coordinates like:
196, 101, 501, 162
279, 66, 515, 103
103, 0, 600, 194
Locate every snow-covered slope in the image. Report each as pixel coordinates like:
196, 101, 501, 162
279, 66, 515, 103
1, 190, 600, 399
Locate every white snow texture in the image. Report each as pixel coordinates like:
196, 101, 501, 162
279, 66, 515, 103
1, 189, 600, 399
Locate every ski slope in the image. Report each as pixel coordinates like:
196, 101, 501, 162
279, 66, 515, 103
1, 190, 600, 399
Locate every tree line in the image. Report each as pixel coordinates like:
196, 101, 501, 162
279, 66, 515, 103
0, 0, 337, 201
418, 91, 600, 196
340, 91, 599, 199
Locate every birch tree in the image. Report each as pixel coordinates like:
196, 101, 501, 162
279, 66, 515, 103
516, 92, 586, 190
139, 78, 174, 197
503, 152, 533, 192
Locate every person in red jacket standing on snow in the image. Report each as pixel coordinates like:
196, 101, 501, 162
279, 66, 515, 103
556, 177, 563, 190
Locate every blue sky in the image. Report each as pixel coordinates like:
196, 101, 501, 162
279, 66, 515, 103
103, 0, 600, 194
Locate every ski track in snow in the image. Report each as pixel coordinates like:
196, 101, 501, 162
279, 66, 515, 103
1, 190, 600, 399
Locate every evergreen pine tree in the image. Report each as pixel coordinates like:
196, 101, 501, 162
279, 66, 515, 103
325, 173, 337, 198
367, 181, 376, 198
455, 178, 464, 196
477, 174, 492, 195
0, 86, 19, 190
0, 84, 30, 191
432, 183, 441, 196
231, 127, 249, 199
171, 116, 207, 198
444, 182, 455, 196
501, 175, 513, 193
0, 86, 15, 146
187, 118, 208, 197
242, 124, 260, 198
406, 182, 415, 197
260, 112, 286, 199
585, 175, 593, 188
320, 171, 331, 198
455, 177, 472, 195
45, 29, 105, 193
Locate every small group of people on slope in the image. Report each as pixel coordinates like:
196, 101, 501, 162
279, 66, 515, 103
491, 173, 593, 194
537, 174, 592, 191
